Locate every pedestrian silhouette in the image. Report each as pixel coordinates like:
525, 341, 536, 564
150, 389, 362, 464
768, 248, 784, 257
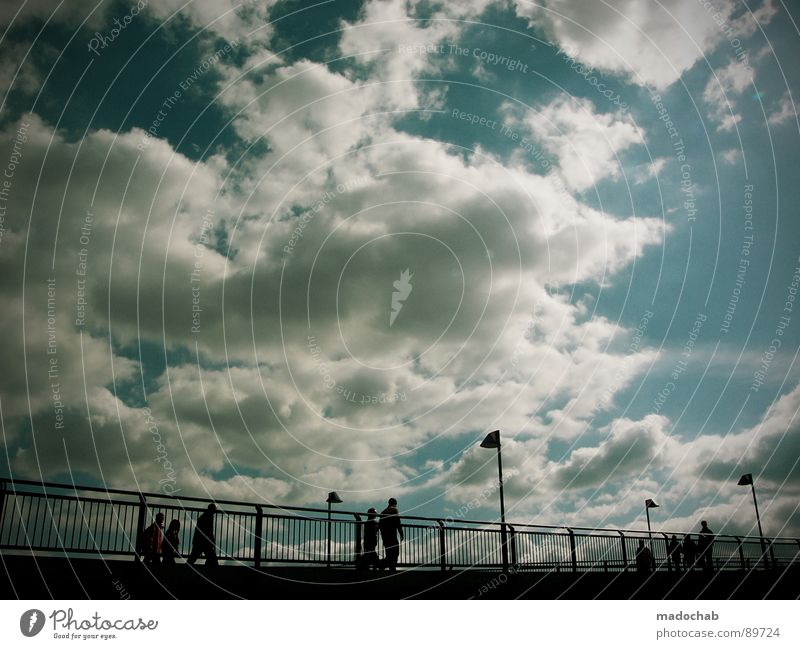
161, 519, 181, 565
668, 534, 682, 572
635, 539, 652, 573
698, 521, 715, 572
682, 534, 697, 571
379, 498, 404, 572
188, 503, 219, 567
362, 508, 380, 570
143, 513, 164, 565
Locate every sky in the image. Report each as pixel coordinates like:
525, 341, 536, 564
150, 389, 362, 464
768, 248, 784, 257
0, 0, 798, 540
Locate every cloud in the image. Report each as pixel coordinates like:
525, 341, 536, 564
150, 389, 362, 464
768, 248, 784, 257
767, 91, 795, 126
502, 96, 643, 191
694, 385, 800, 491
514, 0, 777, 89
0, 41, 41, 99
548, 414, 674, 490
0, 0, 109, 29
702, 58, 754, 131
146, 0, 278, 44
720, 148, 741, 165
632, 157, 668, 185
0, 50, 664, 508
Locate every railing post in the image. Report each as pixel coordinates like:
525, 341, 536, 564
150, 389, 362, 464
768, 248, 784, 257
768, 538, 775, 571
661, 533, 670, 572
0, 479, 6, 534
134, 494, 147, 562
617, 531, 627, 572
508, 525, 517, 568
735, 537, 745, 570
353, 514, 362, 567
254, 505, 263, 569
566, 528, 577, 572
437, 520, 446, 572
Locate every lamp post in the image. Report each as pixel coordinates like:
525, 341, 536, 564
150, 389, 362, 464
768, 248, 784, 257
738, 473, 769, 569
326, 491, 342, 568
645, 498, 659, 570
645, 498, 659, 544
480, 430, 508, 571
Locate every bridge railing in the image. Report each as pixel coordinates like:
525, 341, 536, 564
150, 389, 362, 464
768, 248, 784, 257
2, 478, 798, 572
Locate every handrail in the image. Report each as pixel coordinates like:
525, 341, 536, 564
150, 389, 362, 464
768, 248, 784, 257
1, 476, 796, 544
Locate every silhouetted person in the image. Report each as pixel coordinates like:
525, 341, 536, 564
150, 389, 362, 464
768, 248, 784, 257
143, 513, 164, 565
188, 504, 219, 567
161, 519, 181, 565
668, 534, 682, 572
698, 521, 715, 572
362, 508, 380, 570
379, 498, 404, 572
682, 534, 697, 570
636, 539, 652, 573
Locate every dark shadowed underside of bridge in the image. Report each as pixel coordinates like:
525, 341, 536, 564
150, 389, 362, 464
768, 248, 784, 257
2, 555, 799, 599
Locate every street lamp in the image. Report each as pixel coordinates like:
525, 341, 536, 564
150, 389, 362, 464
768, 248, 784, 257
738, 473, 769, 568
645, 499, 659, 571
480, 430, 508, 571
326, 491, 342, 568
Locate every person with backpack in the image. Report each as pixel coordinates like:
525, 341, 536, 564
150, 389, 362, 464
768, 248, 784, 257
161, 519, 181, 565
187, 503, 219, 567
142, 513, 164, 565
379, 498, 404, 572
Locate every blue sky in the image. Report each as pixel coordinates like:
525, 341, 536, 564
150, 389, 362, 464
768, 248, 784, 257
0, 0, 798, 539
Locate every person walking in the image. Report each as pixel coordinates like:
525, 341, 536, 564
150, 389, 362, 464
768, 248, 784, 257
698, 521, 715, 572
142, 513, 165, 566
161, 519, 181, 565
379, 498, 404, 572
187, 503, 219, 567
362, 508, 380, 570
667, 534, 682, 572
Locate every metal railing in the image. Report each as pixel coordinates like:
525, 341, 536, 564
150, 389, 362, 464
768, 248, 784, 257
1, 477, 798, 573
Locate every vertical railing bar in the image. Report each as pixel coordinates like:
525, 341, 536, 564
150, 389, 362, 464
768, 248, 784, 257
134, 494, 146, 561
55, 497, 65, 551
0, 479, 6, 543
12, 494, 25, 547
64, 499, 80, 551
71, 497, 82, 550
43, 496, 53, 549
80, 499, 89, 550
31, 494, 43, 548
254, 506, 263, 568
64, 497, 75, 550
84, 499, 92, 551
99, 500, 108, 552
289, 517, 294, 561
9, 493, 20, 547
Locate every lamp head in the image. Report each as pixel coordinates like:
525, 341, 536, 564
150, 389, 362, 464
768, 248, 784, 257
480, 430, 501, 449
326, 491, 343, 504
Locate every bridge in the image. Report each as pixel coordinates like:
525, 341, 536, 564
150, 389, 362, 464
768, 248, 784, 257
2, 477, 798, 599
